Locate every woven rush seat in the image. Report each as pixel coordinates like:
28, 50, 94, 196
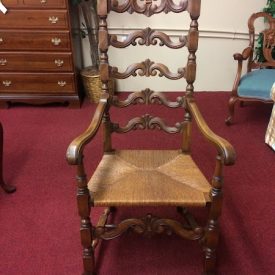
88, 150, 211, 207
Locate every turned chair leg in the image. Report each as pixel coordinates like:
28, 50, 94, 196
202, 220, 219, 275
202, 155, 223, 275
0, 123, 16, 193
82, 241, 96, 274
79, 211, 96, 275
76, 161, 96, 275
225, 96, 238, 125
80, 216, 96, 275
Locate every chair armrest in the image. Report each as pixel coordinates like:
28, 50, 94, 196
231, 47, 253, 95
233, 46, 252, 61
66, 94, 109, 165
187, 99, 236, 166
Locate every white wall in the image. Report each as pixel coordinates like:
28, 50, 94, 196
81, 0, 266, 91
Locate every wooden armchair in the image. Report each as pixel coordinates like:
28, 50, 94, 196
225, 12, 275, 125
66, 0, 236, 274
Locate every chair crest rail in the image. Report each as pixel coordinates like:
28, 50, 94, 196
110, 27, 187, 48
108, 0, 189, 17
112, 89, 185, 108
111, 114, 184, 133
110, 59, 185, 79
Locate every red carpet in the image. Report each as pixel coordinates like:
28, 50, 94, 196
0, 92, 274, 275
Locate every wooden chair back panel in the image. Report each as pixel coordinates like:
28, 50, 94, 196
98, 0, 199, 140
248, 12, 275, 69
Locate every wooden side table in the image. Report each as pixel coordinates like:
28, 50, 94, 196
265, 83, 275, 151
0, 122, 16, 193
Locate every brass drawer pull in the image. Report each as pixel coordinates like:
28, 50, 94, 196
51, 37, 61, 46
54, 59, 64, 67
0, 38, 3, 44
40, 0, 47, 3
2, 80, 11, 87
0, 58, 7, 66
58, 81, 66, 87
49, 16, 59, 24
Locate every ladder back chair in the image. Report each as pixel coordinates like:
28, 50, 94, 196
225, 12, 275, 125
67, 0, 236, 274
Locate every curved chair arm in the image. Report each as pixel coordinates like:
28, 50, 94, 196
187, 99, 236, 166
66, 94, 109, 165
231, 47, 253, 97
233, 46, 253, 61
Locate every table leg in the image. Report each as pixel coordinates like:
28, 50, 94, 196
0, 123, 16, 193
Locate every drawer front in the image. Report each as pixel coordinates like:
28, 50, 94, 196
0, 73, 76, 94
0, 31, 71, 51
0, 10, 69, 29
0, 52, 73, 72
2, 0, 67, 8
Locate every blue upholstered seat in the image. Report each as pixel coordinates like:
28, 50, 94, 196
237, 69, 275, 100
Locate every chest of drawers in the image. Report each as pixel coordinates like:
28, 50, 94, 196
0, 0, 82, 108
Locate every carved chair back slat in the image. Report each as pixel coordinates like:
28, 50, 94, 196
110, 59, 186, 80
109, 28, 188, 49
112, 89, 185, 108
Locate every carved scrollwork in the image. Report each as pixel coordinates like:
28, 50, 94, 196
112, 89, 151, 107
112, 114, 153, 133
109, 0, 188, 17
264, 30, 275, 48
111, 59, 185, 80
110, 27, 187, 49
149, 116, 184, 133
112, 88, 185, 108
149, 90, 185, 107
111, 114, 184, 133
263, 29, 275, 62
94, 214, 203, 240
